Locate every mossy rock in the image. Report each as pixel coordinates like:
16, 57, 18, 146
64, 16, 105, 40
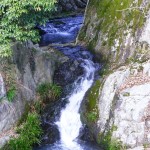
84, 80, 101, 124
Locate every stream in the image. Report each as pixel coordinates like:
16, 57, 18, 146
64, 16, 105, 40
36, 15, 102, 150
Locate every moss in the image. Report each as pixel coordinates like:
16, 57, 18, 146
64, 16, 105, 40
6, 86, 16, 102
78, 22, 89, 41
98, 126, 126, 150
138, 65, 144, 72
93, 0, 146, 46
143, 143, 150, 149
86, 80, 101, 123
81, 0, 150, 63
99, 64, 112, 77
123, 92, 130, 97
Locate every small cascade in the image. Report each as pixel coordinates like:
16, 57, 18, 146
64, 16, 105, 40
56, 59, 96, 149
39, 15, 83, 46
36, 15, 101, 150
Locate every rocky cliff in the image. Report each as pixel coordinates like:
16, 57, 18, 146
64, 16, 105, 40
78, 0, 150, 65
0, 41, 68, 147
79, 0, 150, 149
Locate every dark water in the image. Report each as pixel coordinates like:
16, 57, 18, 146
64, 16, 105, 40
39, 15, 83, 46
36, 15, 102, 150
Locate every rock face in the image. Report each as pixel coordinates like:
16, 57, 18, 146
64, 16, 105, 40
0, 74, 6, 99
79, 0, 150, 149
0, 41, 68, 147
97, 61, 150, 149
78, 0, 150, 65
58, 0, 87, 11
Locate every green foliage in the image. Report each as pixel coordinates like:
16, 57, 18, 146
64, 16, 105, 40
0, 44, 12, 58
86, 80, 101, 123
98, 126, 126, 150
33, 99, 45, 114
87, 108, 99, 122
0, 0, 57, 57
17, 103, 30, 126
3, 113, 42, 150
37, 83, 62, 101
6, 86, 16, 102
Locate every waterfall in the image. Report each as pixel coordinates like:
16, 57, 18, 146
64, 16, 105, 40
36, 15, 101, 150
56, 59, 96, 150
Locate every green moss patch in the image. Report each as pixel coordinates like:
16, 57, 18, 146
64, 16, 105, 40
86, 80, 101, 123
80, 0, 150, 64
98, 126, 126, 150
89, 0, 148, 48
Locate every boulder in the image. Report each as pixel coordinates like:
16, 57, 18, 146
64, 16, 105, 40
0, 41, 68, 147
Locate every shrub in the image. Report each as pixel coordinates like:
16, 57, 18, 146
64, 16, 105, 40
37, 83, 62, 101
99, 126, 126, 150
3, 113, 42, 150
0, 0, 57, 57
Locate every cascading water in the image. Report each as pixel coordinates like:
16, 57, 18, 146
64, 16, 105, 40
39, 15, 83, 46
56, 59, 96, 150
36, 15, 102, 150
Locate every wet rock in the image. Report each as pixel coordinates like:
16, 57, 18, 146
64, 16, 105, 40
0, 41, 68, 137
79, 125, 95, 142
41, 123, 60, 145
54, 59, 84, 87
58, 0, 87, 12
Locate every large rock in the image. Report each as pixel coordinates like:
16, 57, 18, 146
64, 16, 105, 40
77, 0, 150, 65
0, 42, 68, 147
84, 61, 150, 149
78, 1, 150, 149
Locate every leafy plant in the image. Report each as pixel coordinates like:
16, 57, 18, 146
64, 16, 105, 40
0, 0, 57, 57
37, 83, 62, 101
3, 113, 42, 150
99, 126, 126, 150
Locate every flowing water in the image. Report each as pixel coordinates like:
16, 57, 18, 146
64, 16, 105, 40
39, 15, 83, 46
36, 15, 101, 150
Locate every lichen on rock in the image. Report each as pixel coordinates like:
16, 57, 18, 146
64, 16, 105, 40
79, 1, 150, 149
78, 0, 150, 65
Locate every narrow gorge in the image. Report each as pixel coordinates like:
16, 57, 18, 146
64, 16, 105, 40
0, 0, 150, 150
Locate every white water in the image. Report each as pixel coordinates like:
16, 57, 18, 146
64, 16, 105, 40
56, 59, 96, 150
